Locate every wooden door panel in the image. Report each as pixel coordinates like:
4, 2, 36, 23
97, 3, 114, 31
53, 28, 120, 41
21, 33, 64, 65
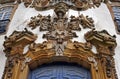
29, 65, 91, 79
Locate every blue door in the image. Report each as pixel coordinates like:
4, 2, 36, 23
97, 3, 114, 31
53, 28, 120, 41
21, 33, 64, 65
29, 63, 91, 79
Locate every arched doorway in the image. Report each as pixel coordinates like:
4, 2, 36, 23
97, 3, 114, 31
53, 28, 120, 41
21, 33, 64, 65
29, 62, 91, 79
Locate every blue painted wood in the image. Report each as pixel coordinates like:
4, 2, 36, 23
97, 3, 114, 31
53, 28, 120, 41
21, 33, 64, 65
0, 6, 13, 34
29, 64, 91, 79
0, 20, 10, 33
112, 6, 120, 32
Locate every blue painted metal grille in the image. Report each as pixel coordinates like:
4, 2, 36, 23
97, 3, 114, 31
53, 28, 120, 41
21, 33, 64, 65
0, 6, 13, 34
112, 6, 120, 32
29, 63, 91, 79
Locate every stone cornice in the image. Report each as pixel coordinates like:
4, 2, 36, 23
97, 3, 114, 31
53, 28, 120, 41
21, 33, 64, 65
3, 28, 37, 56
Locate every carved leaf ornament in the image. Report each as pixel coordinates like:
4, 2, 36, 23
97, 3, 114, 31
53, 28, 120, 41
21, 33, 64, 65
2, 1, 118, 79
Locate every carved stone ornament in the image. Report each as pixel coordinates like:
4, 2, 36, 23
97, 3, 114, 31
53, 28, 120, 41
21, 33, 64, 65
85, 29, 118, 79
2, 30, 118, 79
3, 28, 37, 56
27, 4, 94, 55
88, 56, 98, 71
21, 0, 109, 10
2, 1, 118, 79
84, 29, 117, 55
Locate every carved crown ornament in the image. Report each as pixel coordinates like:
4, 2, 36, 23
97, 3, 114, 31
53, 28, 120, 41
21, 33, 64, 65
2, 1, 118, 79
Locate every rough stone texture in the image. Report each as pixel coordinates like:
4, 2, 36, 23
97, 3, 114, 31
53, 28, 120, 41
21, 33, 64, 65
0, 3, 120, 79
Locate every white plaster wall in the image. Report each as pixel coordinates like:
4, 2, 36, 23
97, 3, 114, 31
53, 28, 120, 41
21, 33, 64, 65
0, 3, 120, 79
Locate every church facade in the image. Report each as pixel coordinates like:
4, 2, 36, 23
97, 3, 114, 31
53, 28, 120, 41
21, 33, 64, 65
0, 0, 120, 79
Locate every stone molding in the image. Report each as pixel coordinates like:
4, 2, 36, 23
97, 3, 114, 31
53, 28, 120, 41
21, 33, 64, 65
2, 28, 118, 79
2, 1, 118, 79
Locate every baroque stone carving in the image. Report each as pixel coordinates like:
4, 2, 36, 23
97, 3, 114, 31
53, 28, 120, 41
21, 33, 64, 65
2, 28, 118, 79
2, 54, 23, 79
88, 56, 98, 71
85, 29, 117, 55
21, 0, 109, 10
3, 28, 37, 56
27, 3, 94, 55
28, 14, 94, 31
85, 29, 118, 79
79, 14, 94, 29
2, 1, 118, 79
99, 55, 118, 79
21, 57, 32, 71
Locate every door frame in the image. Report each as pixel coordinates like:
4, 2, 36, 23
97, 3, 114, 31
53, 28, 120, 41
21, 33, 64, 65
2, 29, 117, 79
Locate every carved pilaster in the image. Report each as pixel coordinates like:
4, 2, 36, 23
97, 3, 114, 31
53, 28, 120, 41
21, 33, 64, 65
2, 54, 22, 79
2, 29, 37, 79
85, 29, 117, 79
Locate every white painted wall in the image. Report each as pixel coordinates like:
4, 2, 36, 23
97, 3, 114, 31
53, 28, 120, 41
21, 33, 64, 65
0, 3, 120, 79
